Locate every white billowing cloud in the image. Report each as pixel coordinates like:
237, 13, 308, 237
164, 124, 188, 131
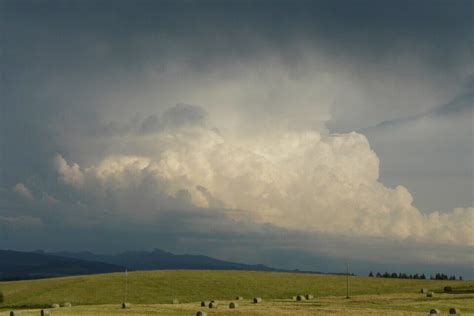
53, 121, 474, 246
424, 208, 474, 246
13, 182, 34, 200
53, 154, 85, 188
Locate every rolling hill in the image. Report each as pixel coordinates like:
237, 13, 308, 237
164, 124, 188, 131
0, 269, 473, 315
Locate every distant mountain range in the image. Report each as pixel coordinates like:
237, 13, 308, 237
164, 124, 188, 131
3, 249, 470, 281
51, 249, 277, 272
0, 249, 279, 280
0, 250, 124, 280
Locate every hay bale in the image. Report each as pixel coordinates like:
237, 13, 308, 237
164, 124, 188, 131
429, 309, 440, 315
229, 302, 238, 309
208, 301, 218, 309
449, 307, 461, 314
296, 295, 306, 301
444, 286, 453, 293
292, 296, 297, 301
9, 312, 15, 316
235, 296, 244, 300
41, 310, 50, 316
253, 297, 262, 303
426, 292, 434, 297
172, 299, 179, 304
51, 303, 60, 308
122, 302, 131, 309
61, 302, 72, 307
305, 294, 314, 300
421, 288, 428, 294
200, 301, 209, 307
196, 312, 208, 316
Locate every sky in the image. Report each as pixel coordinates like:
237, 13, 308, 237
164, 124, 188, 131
1, 0, 473, 277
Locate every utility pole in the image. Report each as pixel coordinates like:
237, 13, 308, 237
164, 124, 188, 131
346, 263, 350, 299
124, 269, 128, 303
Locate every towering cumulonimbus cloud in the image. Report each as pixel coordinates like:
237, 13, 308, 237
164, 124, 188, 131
52, 106, 474, 246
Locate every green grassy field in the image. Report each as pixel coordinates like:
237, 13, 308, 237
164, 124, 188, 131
1, 270, 473, 315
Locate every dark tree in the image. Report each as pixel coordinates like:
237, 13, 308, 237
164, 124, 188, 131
369, 271, 374, 277
0, 291, 3, 304
420, 274, 426, 279
376, 272, 381, 278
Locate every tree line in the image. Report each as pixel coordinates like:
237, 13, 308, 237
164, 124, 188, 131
368, 271, 462, 280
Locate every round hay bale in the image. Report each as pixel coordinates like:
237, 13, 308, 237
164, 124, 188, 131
235, 296, 244, 300
122, 302, 131, 309
229, 302, 238, 309
421, 288, 428, 294
200, 301, 209, 307
426, 292, 434, 298
51, 303, 60, 308
305, 294, 314, 300
9, 311, 16, 316
61, 302, 72, 307
253, 297, 262, 303
296, 295, 306, 301
172, 298, 179, 304
444, 286, 453, 293
196, 311, 208, 316
449, 307, 461, 314
41, 310, 51, 316
429, 309, 440, 315
292, 296, 297, 301
208, 301, 218, 309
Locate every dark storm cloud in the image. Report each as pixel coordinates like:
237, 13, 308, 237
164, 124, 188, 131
361, 90, 473, 132
139, 104, 208, 133
2, 0, 472, 73
2, 0, 471, 169
1, 193, 472, 277
1, 0, 472, 273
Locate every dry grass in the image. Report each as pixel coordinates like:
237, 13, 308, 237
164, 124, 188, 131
1, 293, 473, 315
0, 270, 473, 315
